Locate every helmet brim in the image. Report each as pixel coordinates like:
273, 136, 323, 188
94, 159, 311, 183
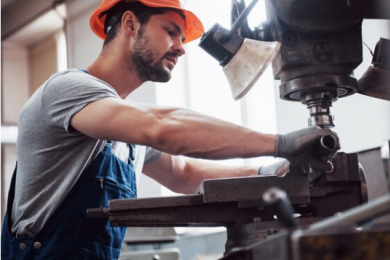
90, 0, 204, 44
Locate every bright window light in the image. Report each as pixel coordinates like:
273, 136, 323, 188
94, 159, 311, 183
57, 30, 68, 72
1, 126, 18, 144
158, 0, 279, 197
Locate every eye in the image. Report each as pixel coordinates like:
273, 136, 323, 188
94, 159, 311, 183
166, 28, 174, 37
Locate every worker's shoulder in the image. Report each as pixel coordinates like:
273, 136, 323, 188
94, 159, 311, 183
42, 68, 117, 96
46, 68, 104, 87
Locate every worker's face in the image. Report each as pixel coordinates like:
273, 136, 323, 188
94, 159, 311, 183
128, 11, 186, 82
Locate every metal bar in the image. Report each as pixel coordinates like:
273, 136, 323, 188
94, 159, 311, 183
224, 0, 259, 40
308, 194, 390, 231
197, 173, 309, 206
108, 201, 272, 227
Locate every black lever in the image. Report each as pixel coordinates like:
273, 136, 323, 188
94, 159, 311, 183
262, 187, 300, 230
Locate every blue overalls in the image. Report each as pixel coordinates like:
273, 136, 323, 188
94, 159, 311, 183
1, 142, 137, 260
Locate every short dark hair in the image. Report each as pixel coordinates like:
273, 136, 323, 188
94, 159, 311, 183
102, 1, 185, 47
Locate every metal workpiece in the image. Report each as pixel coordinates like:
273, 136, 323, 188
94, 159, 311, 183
316, 135, 338, 156
305, 134, 338, 181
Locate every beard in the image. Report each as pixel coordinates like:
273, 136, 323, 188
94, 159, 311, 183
126, 28, 175, 83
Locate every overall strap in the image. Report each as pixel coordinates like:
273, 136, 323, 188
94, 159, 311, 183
5, 165, 17, 229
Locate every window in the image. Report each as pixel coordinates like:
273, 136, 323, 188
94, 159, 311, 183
156, 0, 279, 197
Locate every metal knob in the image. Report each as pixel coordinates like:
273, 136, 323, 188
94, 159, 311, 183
263, 187, 300, 229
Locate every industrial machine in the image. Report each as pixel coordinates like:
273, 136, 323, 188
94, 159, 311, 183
88, 0, 390, 259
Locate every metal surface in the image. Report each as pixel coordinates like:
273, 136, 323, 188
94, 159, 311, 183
196, 170, 309, 206
223, 231, 291, 260
264, 0, 390, 23
222, 225, 390, 260
294, 227, 390, 260
194, 0, 390, 258
105, 193, 277, 227
279, 74, 358, 128
308, 194, 390, 231
221, 199, 390, 260
358, 38, 390, 101
88, 153, 364, 255
358, 66, 390, 101
279, 75, 358, 102
263, 0, 366, 130
357, 148, 389, 202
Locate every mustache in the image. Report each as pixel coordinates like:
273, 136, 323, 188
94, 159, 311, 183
164, 52, 179, 60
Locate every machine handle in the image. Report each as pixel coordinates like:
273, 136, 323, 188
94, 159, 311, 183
262, 187, 300, 229
224, 0, 259, 40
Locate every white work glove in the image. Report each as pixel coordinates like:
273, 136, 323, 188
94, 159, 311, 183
258, 159, 289, 177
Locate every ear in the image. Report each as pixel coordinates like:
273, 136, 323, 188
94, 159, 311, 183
121, 11, 139, 37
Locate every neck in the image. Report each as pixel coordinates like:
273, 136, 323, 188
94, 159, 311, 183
86, 51, 144, 99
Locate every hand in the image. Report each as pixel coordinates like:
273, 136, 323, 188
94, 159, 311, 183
258, 159, 290, 177
275, 126, 340, 169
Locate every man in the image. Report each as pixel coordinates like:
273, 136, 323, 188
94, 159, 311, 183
1, 0, 339, 259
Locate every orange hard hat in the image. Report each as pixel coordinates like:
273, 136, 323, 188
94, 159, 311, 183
90, 0, 204, 43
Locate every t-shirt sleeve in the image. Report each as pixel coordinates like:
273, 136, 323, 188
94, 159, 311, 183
41, 70, 119, 134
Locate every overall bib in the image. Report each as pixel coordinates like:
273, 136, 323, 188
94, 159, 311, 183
1, 142, 137, 260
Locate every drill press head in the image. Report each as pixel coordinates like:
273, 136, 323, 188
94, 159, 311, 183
262, 0, 365, 129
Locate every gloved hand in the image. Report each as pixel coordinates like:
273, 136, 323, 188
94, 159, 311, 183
275, 126, 340, 170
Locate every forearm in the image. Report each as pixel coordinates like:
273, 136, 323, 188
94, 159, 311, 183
177, 157, 258, 194
142, 154, 259, 194
146, 107, 277, 160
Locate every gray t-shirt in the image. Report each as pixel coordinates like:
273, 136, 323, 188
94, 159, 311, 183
11, 69, 161, 237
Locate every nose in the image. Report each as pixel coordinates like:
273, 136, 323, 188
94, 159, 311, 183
172, 39, 186, 57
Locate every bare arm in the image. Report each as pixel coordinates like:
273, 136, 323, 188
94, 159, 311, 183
70, 98, 276, 160
142, 153, 258, 194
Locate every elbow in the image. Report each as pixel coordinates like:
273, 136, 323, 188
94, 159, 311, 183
143, 126, 176, 154
144, 123, 187, 156
140, 107, 204, 157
